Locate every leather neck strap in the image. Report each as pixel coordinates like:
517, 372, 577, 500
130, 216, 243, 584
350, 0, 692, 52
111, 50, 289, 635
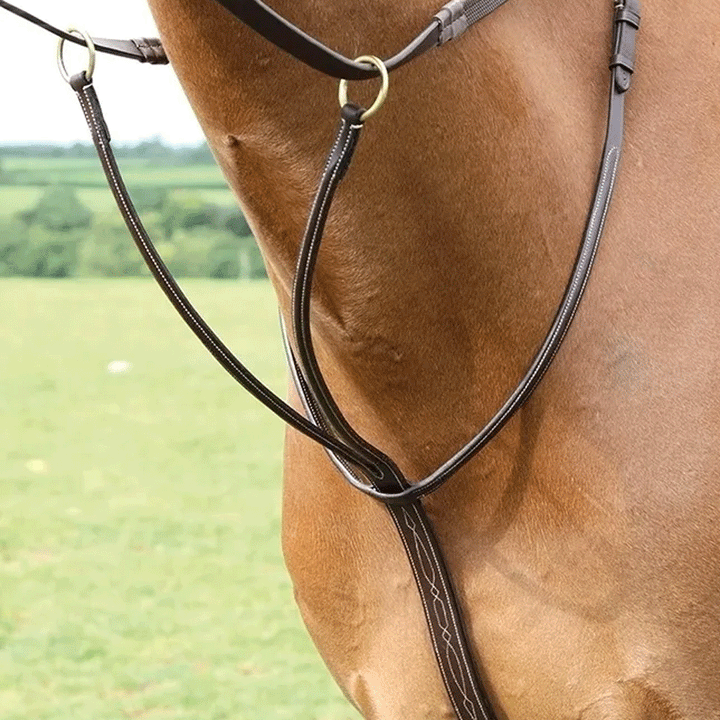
283, 2, 642, 503
210, 0, 511, 79
12, 0, 641, 716
1, 0, 513, 78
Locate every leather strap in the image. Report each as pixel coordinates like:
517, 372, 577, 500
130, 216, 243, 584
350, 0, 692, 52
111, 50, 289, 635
289, 104, 408, 494
3, 0, 516, 78
210, 0, 511, 79
61, 0, 641, 504
2, 0, 509, 76
278, 3, 639, 708
280, 114, 497, 710
285, 0, 641, 505
0, 0, 168, 63
62, 3, 640, 719
212, 0, 438, 80
65, 71, 386, 475
285, 322, 498, 720
66, 73, 499, 720
287, 346, 498, 720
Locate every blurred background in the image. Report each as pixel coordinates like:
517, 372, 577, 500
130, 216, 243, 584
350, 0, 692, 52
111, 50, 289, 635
1, 2, 358, 718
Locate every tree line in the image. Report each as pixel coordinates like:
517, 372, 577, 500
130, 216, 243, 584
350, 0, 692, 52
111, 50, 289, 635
0, 185, 266, 280
0, 138, 214, 163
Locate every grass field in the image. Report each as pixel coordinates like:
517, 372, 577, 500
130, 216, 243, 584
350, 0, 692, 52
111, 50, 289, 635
1, 279, 359, 720
0, 186, 237, 217
1, 157, 229, 190
0, 155, 238, 218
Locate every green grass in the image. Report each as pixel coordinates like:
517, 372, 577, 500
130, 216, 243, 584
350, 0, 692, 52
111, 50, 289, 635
1, 158, 228, 190
0, 187, 123, 216
0, 186, 237, 218
174, 189, 238, 206
0, 279, 359, 720
1, 158, 119, 172
0, 187, 45, 215
0, 155, 237, 218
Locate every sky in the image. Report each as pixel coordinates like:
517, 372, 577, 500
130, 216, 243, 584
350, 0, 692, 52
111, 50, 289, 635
2, 0, 206, 145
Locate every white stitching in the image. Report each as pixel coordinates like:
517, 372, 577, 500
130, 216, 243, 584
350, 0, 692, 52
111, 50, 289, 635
294, 119, 360, 436
82, 85, 488, 718
533, 147, 620, 371
409, 506, 488, 718
420, 146, 622, 494
297, 118, 355, 334
79, 87, 301, 423
395, 506, 488, 720
391, 507, 465, 720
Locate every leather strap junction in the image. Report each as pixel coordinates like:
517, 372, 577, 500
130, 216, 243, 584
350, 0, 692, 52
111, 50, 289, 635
5, 0, 641, 717
65, 76, 499, 720
280, 1, 643, 505
54, 0, 641, 507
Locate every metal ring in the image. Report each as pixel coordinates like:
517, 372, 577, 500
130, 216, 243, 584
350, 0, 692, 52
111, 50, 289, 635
338, 55, 389, 122
57, 28, 96, 84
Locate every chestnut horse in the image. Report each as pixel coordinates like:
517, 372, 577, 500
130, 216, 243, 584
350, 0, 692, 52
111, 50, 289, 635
146, 1, 720, 718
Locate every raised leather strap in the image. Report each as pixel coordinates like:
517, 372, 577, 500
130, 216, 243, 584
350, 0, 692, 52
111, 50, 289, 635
62, 0, 641, 506
289, 104, 408, 494
1, 0, 510, 76
435, 0, 511, 44
212, 0, 439, 79
285, 333, 497, 720
0, 0, 168, 63
279, 115, 498, 708
63, 3, 640, 717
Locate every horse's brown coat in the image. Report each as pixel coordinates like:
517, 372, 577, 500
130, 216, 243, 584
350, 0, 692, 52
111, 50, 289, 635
146, 0, 720, 717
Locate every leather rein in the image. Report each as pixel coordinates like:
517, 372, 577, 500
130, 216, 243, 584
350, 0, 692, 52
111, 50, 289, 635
4, 1, 641, 717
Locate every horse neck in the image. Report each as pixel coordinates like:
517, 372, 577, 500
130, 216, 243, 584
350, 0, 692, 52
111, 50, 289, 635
148, 0, 624, 474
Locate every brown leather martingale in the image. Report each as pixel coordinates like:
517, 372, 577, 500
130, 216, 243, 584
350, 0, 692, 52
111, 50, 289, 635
62, 0, 639, 713
67, 71, 501, 717
0, 0, 642, 717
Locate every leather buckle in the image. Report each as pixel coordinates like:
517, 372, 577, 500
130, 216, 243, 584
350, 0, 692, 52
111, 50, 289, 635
610, 0, 641, 92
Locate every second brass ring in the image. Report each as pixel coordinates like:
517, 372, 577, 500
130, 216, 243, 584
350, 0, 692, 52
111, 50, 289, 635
338, 55, 389, 122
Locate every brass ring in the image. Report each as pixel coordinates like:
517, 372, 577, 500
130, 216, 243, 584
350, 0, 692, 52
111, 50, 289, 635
338, 55, 389, 121
57, 28, 96, 84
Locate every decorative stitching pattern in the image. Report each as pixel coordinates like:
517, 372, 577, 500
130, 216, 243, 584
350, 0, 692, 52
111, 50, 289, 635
400, 507, 487, 720
391, 507, 465, 720
412, 506, 488, 717
286, 329, 490, 719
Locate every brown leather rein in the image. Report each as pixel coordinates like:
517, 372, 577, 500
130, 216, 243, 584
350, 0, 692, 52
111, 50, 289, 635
3, 1, 641, 717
